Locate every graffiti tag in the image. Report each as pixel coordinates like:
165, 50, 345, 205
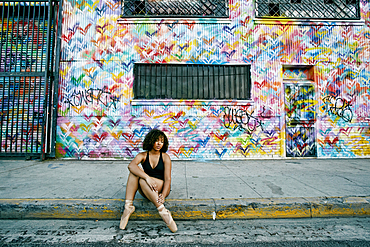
64, 86, 119, 109
222, 106, 264, 133
322, 95, 353, 122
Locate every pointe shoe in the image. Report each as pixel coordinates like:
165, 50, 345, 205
159, 208, 177, 233
119, 204, 135, 230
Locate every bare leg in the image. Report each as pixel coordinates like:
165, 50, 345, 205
125, 172, 140, 200
138, 178, 163, 208
138, 178, 177, 232
120, 172, 140, 230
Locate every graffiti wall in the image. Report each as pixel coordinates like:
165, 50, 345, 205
0, 2, 54, 155
56, 0, 370, 159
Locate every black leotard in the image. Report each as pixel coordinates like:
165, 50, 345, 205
142, 152, 165, 180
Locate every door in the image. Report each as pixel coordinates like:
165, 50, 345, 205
0, 0, 62, 159
284, 83, 317, 157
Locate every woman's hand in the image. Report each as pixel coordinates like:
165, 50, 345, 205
157, 193, 165, 204
145, 177, 158, 192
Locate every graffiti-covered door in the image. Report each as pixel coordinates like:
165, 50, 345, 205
284, 83, 317, 157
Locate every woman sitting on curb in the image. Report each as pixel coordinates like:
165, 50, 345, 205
119, 129, 177, 233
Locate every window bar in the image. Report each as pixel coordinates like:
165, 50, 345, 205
234, 66, 238, 100
193, 65, 198, 99
218, 66, 224, 99
0, 2, 7, 72
41, 0, 54, 159
152, 64, 156, 99
149, 64, 153, 99
6, 2, 13, 73
177, 65, 181, 99
139, 65, 143, 99
19, 1, 31, 153
183, 65, 187, 99
138, 64, 142, 99
145, 65, 148, 99
231, 66, 236, 100
47, 2, 57, 150
20, 75, 27, 153
224, 66, 228, 99
247, 65, 251, 99
35, 2, 42, 72
171, 65, 176, 99
239, 66, 244, 100
0, 77, 4, 153
164, 65, 167, 98
180, 65, 183, 99
30, 1, 36, 73
197, 65, 202, 99
158, 64, 162, 99
0, 2, 7, 153
225, 65, 230, 99
167, 65, 175, 99
9, 5, 21, 152
211, 65, 215, 99
173, 65, 177, 99
27, 2, 37, 152
204, 65, 209, 99
241, 66, 246, 99
34, 2, 47, 153
24, 76, 31, 153
153, 64, 158, 99
187, 64, 192, 99
133, 64, 137, 98
14, 3, 27, 152
5, 3, 16, 152
8, 77, 15, 152
165, 65, 169, 99
157, 64, 161, 99
241, 66, 245, 99
161, 65, 165, 99
32, 1, 41, 151
145, 65, 149, 99
213, 65, 218, 99
166, 65, 170, 99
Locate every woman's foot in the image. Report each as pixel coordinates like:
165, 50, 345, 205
158, 205, 177, 233
119, 202, 135, 230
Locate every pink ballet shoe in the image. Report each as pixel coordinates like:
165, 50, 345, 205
119, 204, 135, 230
158, 207, 177, 233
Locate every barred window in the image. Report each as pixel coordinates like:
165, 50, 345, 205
133, 64, 251, 100
121, 0, 229, 18
256, 0, 360, 19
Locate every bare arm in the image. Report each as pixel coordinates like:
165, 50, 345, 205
127, 152, 150, 180
128, 152, 159, 192
160, 153, 172, 198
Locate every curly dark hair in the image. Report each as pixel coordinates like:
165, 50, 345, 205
143, 129, 169, 153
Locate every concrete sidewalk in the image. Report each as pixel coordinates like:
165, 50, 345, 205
0, 158, 369, 220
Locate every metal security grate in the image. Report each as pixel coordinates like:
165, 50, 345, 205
256, 0, 360, 19
122, 0, 229, 18
133, 63, 251, 100
0, 0, 62, 159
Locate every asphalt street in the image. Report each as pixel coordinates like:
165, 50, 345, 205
0, 217, 369, 246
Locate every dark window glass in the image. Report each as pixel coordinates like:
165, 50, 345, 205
133, 64, 251, 100
256, 0, 360, 19
268, 3, 280, 16
122, 0, 229, 18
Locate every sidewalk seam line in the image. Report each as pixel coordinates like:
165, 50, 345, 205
221, 163, 263, 198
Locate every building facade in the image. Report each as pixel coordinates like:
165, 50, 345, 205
56, 0, 370, 160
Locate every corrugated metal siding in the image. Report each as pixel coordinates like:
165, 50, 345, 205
56, 0, 370, 159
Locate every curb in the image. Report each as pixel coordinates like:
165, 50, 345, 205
0, 196, 369, 220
